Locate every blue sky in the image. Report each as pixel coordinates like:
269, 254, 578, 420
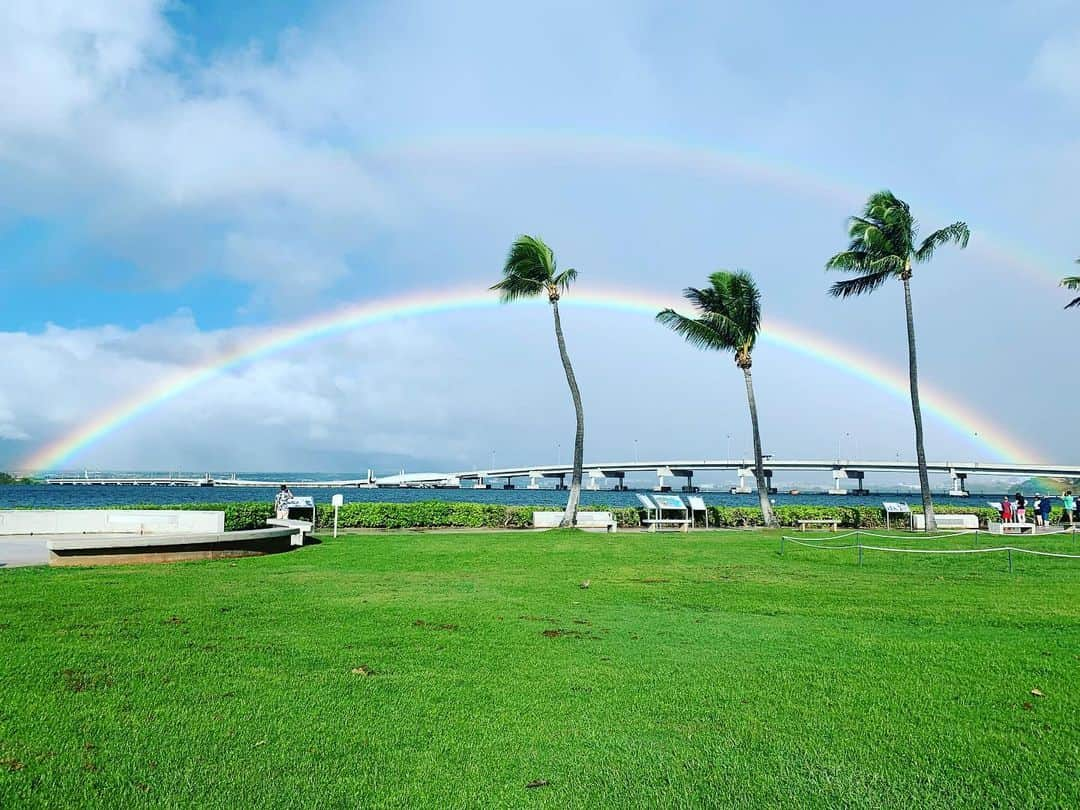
1, 0, 1078, 475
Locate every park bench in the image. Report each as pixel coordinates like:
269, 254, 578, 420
912, 513, 978, 530
988, 521, 1035, 535
267, 518, 313, 546
532, 511, 617, 532
797, 519, 840, 532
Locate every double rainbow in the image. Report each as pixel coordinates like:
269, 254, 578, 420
19, 284, 1038, 473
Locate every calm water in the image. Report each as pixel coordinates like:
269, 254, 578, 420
0, 484, 1002, 510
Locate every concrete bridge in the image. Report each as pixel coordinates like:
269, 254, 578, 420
393, 459, 1080, 496
43, 460, 1079, 496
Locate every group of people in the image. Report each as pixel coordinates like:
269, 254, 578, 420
999, 490, 1076, 526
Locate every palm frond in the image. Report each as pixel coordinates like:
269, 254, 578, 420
914, 222, 970, 262
656, 309, 740, 352
825, 249, 874, 273
553, 267, 578, 293
1062, 273, 1080, 309
707, 270, 761, 344
658, 269, 761, 354
491, 234, 557, 302
828, 270, 893, 298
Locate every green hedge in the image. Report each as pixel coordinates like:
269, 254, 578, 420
315, 502, 642, 530
705, 504, 1002, 529
108, 501, 1014, 531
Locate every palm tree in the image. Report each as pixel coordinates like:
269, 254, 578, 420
1060, 261, 1080, 308
826, 190, 969, 532
657, 271, 777, 528
491, 235, 584, 527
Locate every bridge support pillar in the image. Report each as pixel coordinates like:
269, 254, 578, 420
604, 470, 627, 491
764, 469, 777, 495
472, 476, 490, 489
654, 467, 673, 492
503, 476, 515, 490
731, 468, 752, 494
554, 474, 567, 491
587, 470, 604, 491
830, 468, 867, 495
672, 468, 698, 492
527, 471, 541, 489
948, 470, 969, 497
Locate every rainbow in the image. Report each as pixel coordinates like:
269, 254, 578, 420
19, 284, 1042, 473
385, 131, 1064, 287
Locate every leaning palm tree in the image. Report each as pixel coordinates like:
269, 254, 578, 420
1060, 261, 1080, 308
826, 190, 969, 532
657, 271, 777, 528
491, 235, 584, 527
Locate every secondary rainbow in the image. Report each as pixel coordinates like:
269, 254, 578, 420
387, 131, 1064, 287
20, 285, 1038, 474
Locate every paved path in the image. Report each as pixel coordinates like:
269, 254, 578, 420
0, 539, 49, 568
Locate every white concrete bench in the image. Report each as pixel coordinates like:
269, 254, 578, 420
988, 521, 1035, 535
532, 511, 617, 532
912, 513, 979, 530
797, 519, 839, 532
642, 518, 692, 533
0, 509, 224, 535
267, 518, 313, 546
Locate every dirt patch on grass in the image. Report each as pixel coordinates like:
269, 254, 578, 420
1, 757, 25, 772
61, 669, 112, 693
519, 615, 559, 624
412, 620, 459, 631
541, 628, 600, 640
632, 578, 671, 584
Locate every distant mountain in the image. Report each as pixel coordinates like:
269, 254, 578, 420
1012, 477, 1080, 495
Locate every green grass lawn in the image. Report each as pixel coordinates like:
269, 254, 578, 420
2, 529, 1079, 808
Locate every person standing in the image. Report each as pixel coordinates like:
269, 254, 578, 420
275, 483, 293, 520
1038, 494, 1052, 527
1001, 495, 1013, 523
1015, 492, 1026, 524
1061, 489, 1076, 525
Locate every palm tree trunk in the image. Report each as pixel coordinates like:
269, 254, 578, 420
902, 277, 936, 531
742, 366, 776, 528
551, 300, 584, 527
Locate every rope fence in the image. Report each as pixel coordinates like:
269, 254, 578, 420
779, 530, 1080, 572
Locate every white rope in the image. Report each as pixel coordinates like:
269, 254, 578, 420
856, 530, 980, 540
782, 537, 860, 550
782, 538, 1080, 560
1007, 547, 1080, 559
785, 530, 862, 540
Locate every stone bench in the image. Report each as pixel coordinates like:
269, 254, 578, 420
988, 521, 1035, 535
533, 511, 617, 532
266, 518, 313, 547
797, 519, 839, 532
912, 513, 979, 530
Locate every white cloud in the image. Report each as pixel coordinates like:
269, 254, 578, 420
0, 0, 386, 300
1031, 30, 1080, 101
1, 304, 1052, 474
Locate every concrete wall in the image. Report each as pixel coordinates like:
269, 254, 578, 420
0, 510, 225, 536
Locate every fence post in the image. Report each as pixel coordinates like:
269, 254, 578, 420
1008, 547, 1013, 573
779, 535, 785, 556
858, 544, 863, 566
